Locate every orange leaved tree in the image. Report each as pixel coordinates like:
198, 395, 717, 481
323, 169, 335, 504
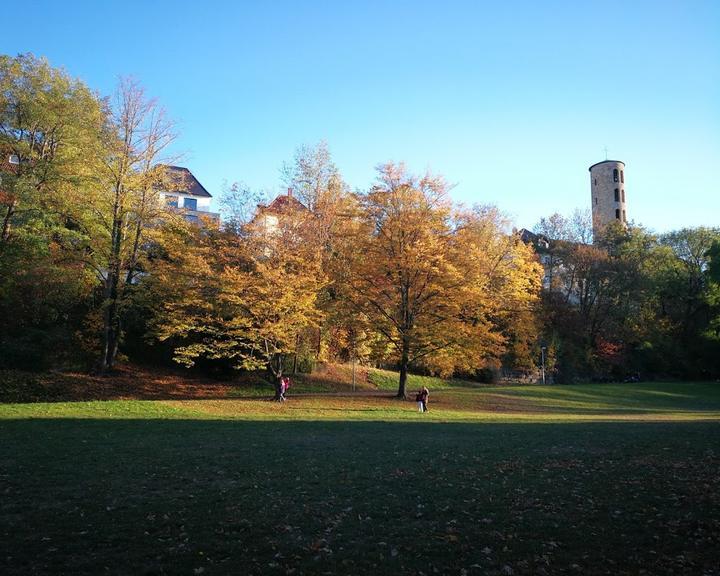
151, 205, 325, 390
334, 163, 542, 398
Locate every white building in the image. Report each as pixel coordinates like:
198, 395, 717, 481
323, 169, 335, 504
158, 166, 219, 225
252, 188, 308, 235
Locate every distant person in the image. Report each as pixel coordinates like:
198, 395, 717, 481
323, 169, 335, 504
420, 386, 429, 412
280, 376, 291, 401
415, 389, 424, 412
274, 374, 284, 402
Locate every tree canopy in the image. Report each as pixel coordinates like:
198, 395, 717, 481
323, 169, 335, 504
334, 163, 542, 396
2, 53, 719, 388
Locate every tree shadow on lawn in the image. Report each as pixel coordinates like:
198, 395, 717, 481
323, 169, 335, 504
2, 418, 719, 576
449, 382, 720, 414
0, 367, 400, 403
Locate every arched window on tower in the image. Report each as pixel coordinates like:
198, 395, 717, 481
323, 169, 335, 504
614, 188, 620, 202
622, 189, 625, 202
623, 210, 626, 222
594, 197, 598, 205
613, 169, 619, 182
615, 209, 621, 220
621, 170, 624, 183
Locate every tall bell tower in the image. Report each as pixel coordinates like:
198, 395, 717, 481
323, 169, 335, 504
589, 159, 627, 238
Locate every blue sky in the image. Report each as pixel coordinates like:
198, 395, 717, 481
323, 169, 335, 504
3, 0, 718, 232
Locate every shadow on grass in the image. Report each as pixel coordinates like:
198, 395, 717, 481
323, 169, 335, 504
2, 418, 720, 576
469, 381, 720, 414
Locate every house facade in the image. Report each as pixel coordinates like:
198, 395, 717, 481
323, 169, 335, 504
252, 188, 308, 235
158, 165, 219, 225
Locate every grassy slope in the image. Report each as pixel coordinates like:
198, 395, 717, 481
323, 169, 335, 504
228, 365, 481, 397
0, 363, 468, 403
1, 380, 719, 575
366, 367, 479, 391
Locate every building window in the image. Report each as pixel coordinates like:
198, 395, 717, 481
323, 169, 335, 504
621, 170, 624, 183
614, 188, 620, 202
622, 189, 625, 202
183, 198, 197, 211
594, 178, 597, 186
613, 169, 619, 182
165, 195, 178, 208
623, 210, 626, 222
8, 154, 20, 165
594, 197, 598, 205
185, 214, 199, 224
615, 209, 620, 220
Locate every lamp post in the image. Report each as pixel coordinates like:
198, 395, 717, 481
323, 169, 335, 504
540, 346, 547, 386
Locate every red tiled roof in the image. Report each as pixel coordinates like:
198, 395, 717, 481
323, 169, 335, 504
0, 153, 19, 176
261, 193, 307, 214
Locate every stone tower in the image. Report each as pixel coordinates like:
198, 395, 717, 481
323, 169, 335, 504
589, 159, 627, 238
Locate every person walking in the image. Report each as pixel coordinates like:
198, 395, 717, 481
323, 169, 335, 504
273, 374, 284, 402
280, 376, 290, 401
419, 386, 429, 412
415, 389, 424, 412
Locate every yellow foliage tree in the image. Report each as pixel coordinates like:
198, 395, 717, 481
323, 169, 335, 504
334, 163, 542, 397
151, 207, 325, 391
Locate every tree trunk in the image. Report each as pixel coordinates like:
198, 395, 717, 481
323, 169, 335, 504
397, 337, 410, 399
267, 352, 284, 401
397, 277, 411, 399
98, 212, 123, 374
98, 273, 121, 374
272, 375, 283, 401
1, 202, 16, 244
292, 334, 299, 375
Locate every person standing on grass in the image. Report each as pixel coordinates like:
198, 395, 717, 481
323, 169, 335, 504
420, 386, 429, 412
273, 373, 287, 402
279, 376, 290, 401
415, 389, 424, 412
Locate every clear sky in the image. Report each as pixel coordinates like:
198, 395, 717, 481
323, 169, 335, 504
2, 0, 718, 232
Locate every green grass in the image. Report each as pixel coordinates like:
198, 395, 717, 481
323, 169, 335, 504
5, 381, 718, 423
1, 381, 720, 575
367, 367, 479, 391
223, 364, 478, 398
225, 378, 336, 398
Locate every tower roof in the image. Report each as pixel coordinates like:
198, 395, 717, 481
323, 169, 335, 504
588, 160, 625, 171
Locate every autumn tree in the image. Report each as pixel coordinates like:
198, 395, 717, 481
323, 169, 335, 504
658, 228, 720, 340
705, 241, 720, 366
0, 54, 106, 367
150, 200, 325, 391
218, 181, 267, 235
76, 78, 178, 373
0, 54, 106, 244
279, 142, 357, 366
281, 141, 345, 213
335, 163, 542, 397
531, 216, 720, 381
650, 227, 720, 375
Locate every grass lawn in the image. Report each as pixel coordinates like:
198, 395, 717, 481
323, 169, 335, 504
1, 380, 719, 575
